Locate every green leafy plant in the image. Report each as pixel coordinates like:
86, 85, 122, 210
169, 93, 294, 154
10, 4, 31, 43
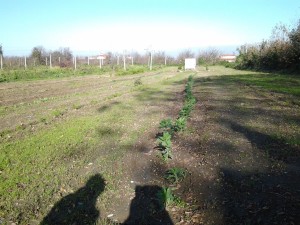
159, 118, 173, 130
174, 117, 187, 132
156, 187, 174, 209
157, 132, 172, 161
156, 187, 186, 209
161, 148, 173, 161
165, 167, 187, 184
157, 131, 172, 149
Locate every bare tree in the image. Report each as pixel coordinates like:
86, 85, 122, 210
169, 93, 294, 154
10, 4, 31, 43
197, 48, 220, 65
177, 49, 195, 63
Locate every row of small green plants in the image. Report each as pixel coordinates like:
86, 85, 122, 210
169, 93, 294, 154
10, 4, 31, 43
157, 75, 196, 161
156, 75, 196, 210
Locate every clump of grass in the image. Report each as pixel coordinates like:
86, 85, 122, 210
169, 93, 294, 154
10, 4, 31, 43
72, 103, 83, 110
52, 109, 64, 117
134, 77, 143, 86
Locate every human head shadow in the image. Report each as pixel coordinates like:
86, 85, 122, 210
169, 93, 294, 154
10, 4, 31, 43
41, 174, 105, 225
122, 185, 174, 225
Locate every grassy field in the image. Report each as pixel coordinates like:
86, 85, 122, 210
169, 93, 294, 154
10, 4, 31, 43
0, 65, 152, 82
0, 66, 299, 224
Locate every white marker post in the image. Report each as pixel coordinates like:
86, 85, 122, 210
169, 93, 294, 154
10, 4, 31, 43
0, 55, 2, 70
24, 56, 27, 69
50, 54, 52, 68
150, 51, 153, 71
88, 57, 89, 65
74, 56, 77, 70
123, 51, 126, 71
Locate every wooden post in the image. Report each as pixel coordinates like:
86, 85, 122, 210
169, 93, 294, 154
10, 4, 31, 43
123, 52, 126, 71
117, 55, 119, 65
88, 57, 89, 65
131, 57, 133, 65
24, 56, 27, 69
150, 51, 153, 71
0, 55, 2, 69
59, 57, 60, 64
50, 54, 52, 68
99, 58, 102, 69
46, 57, 48, 66
165, 55, 167, 65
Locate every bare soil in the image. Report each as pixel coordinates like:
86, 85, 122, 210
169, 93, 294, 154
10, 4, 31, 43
107, 71, 300, 225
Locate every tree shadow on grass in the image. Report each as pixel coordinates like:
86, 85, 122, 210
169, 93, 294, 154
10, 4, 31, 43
220, 167, 300, 225
41, 174, 105, 225
122, 185, 174, 225
222, 119, 300, 163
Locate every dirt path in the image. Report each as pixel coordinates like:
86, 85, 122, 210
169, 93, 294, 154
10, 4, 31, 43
109, 71, 300, 224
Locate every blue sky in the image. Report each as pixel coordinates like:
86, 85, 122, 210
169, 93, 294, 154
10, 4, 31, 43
1, 0, 299, 56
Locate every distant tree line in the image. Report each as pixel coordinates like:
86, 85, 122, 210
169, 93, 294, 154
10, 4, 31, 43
31, 46, 73, 67
235, 20, 300, 72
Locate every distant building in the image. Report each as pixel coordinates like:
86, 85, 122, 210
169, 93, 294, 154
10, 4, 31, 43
220, 54, 236, 62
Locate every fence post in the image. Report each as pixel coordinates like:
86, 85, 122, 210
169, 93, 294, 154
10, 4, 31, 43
50, 54, 52, 68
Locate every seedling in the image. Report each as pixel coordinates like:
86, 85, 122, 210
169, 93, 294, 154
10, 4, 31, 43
165, 167, 187, 184
161, 148, 173, 161
157, 132, 172, 161
156, 186, 186, 209
157, 132, 172, 149
174, 117, 187, 132
156, 186, 174, 209
159, 118, 173, 130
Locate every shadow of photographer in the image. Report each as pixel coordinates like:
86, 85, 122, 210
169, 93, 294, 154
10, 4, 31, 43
41, 174, 105, 225
122, 185, 174, 225
41, 174, 174, 225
